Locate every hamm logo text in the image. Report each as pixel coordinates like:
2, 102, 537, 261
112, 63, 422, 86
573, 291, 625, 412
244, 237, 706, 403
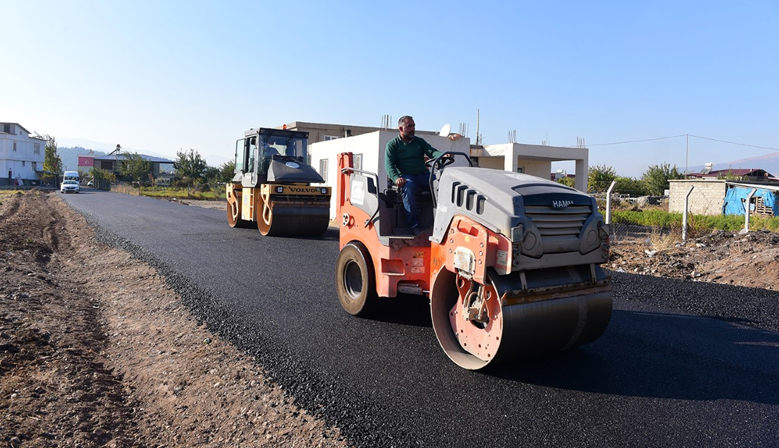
552, 200, 574, 209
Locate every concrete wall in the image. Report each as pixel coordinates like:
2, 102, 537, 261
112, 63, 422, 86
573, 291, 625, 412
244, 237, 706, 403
285, 121, 383, 143
475, 156, 504, 170
483, 143, 589, 192
309, 132, 384, 219
285, 121, 442, 144
668, 179, 727, 215
516, 158, 552, 179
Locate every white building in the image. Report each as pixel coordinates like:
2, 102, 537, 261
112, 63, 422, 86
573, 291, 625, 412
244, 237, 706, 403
0, 123, 46, 186
476, 143, 589, 192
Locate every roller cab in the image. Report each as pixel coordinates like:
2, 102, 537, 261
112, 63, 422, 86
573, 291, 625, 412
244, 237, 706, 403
226, 127, 331, 236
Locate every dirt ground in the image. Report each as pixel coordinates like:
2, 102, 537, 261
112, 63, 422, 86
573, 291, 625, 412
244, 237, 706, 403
609, 229, 779, 290
0, 191, 348, 447
1, 191, 778, 447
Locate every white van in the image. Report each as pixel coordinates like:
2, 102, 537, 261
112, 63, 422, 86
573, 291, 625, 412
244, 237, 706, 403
63, 170, 80, 183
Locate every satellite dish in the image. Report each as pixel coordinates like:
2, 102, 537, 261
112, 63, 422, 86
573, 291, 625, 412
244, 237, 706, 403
438, 124, 451, 137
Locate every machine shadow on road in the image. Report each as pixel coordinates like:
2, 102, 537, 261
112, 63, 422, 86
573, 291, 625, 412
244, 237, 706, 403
287, 226, 340, 242
486, 309, 779, 405
359, 294, 433, 328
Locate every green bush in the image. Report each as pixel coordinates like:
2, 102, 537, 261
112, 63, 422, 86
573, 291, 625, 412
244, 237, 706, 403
611, 209, 779, 233
137, 185, 225, 201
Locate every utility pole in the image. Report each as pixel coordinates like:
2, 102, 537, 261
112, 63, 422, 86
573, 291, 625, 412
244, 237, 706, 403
685, 134, 689, 175
476, 109, 480, 145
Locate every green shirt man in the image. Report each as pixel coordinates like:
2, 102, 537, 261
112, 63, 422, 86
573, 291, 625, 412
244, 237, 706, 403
385, 133, 444, 184
384, 116, 445, 234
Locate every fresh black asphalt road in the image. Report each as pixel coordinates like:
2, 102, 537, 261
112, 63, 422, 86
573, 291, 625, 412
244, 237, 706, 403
61, 190, 779, 447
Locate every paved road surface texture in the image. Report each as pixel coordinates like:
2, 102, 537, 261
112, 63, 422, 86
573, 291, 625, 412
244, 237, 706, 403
62, 190, 779, 447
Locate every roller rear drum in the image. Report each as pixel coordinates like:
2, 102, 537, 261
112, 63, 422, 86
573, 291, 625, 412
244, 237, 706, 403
257, 194, 330, 237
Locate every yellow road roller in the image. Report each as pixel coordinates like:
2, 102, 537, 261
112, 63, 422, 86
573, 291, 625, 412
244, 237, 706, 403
226, 127, 331, 236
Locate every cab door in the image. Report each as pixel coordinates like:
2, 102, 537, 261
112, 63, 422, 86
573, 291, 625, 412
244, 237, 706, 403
238, 135, 259, 187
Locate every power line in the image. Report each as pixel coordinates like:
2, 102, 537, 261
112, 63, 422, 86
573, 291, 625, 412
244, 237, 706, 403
688, 134, 779, 151
587, 134, 686, 146
587, 133, 779, 152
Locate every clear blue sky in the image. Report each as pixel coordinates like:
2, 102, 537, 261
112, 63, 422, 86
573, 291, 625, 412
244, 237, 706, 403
2, 0, 777, 177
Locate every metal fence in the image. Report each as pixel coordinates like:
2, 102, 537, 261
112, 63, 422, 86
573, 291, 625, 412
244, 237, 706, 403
606, 223, 691, 249
602, 180, 779, 245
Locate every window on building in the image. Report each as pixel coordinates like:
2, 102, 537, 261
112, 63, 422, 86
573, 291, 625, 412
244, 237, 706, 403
34, 144, 40, 155
13, 142, 17, 152
32, 162, 37, 171
319, 159, 329, 183
22, 161, 25, 166
323, 135, 339, 141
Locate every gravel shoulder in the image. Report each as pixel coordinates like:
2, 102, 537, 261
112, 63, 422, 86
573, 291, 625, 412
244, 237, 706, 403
0, 191, 347, 447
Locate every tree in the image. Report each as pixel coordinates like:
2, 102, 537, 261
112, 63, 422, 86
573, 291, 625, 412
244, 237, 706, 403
117, 152, 152, 182
641, 163, 684, 196
716, 169, 742, 181
587, 164, 617, 193
174, 149, 208, 186
42, 134, 62, 184
219, 160, 236, 183
556, 176, 576, 188
91, 168, 116, 189
613, 176, 648, 197
203, 166, 221, 185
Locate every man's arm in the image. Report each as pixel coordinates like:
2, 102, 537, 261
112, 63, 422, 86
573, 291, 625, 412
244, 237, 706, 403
384, 140, 402, 183
421, 138, 444, 160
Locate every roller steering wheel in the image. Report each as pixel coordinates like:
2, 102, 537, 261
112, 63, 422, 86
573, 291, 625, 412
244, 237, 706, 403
428, 152, 473, 208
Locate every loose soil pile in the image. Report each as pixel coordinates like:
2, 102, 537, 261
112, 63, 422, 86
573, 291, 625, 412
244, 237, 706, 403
609, 230, 779, 290
0, 191, 347, 447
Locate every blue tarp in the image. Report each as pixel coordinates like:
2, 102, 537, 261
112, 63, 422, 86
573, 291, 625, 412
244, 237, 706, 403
723, 186, 779, 215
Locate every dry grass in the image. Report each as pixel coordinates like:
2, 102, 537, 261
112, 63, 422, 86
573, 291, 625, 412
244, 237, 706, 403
646, 228, 680, 250
0, 189, 32, 202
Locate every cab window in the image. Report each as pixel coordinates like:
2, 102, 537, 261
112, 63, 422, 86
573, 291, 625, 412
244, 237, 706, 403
235, 139, 245, 172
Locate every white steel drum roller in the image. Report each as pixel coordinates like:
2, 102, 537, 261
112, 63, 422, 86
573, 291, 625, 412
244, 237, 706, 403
430, 264, 612, 370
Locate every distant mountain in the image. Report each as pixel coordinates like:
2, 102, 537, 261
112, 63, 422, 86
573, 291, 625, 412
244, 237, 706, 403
58, 146, 108, 172
58, 138, 175, 163
687, 151, 779, 177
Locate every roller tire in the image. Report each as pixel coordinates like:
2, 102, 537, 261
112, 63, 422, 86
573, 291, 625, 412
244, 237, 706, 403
226, 186, 253, 228
336, 242, 377, 316
226, 201, 253, 228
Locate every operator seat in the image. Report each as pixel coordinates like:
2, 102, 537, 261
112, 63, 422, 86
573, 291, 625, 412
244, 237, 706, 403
382, 176, 435, 230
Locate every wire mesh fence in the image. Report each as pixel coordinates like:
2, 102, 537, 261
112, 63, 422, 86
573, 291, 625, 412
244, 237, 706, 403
599, 178, 779, 247
609, 223, 659, 245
